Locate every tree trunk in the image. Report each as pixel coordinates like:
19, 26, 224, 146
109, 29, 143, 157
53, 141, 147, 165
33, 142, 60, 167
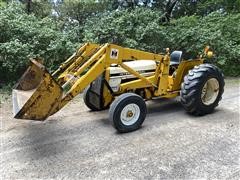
26, 0, 32, 14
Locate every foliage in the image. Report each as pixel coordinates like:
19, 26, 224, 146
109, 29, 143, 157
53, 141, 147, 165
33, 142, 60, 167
0, 0, 7, 7
84, 9, 240, 75
30, 0, 53, 18
0, 1, 240, 87
167, 12, 240, 75
0, 3, 78, 84
83, 8, 165, 52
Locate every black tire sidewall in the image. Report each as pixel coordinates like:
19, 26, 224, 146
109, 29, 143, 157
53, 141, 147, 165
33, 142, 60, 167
181, 64, 224, 115
112, 95, 147, 133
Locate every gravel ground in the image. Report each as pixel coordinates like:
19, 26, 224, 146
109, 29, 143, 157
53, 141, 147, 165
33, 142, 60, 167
1, 78, 239, 179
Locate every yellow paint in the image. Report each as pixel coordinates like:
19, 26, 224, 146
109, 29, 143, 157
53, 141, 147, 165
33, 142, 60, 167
12, 43, 206, 120
13, 60, 62, 120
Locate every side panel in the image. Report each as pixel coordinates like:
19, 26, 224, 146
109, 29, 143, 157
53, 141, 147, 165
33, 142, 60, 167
172, 59, 203, 91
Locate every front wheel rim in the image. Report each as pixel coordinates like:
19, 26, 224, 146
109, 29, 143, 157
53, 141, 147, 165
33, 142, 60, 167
201, 78, 220, 105
120, 103, 140, 126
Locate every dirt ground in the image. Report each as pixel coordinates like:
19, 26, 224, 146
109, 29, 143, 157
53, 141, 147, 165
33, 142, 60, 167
1, 78, 240, 179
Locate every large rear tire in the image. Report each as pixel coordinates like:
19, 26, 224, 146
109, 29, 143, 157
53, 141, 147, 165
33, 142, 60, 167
109, 93, 147, 133
180, 64, 224, 116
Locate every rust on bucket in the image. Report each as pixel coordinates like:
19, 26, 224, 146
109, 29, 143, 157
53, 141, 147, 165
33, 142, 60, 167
12, 60, 63, 120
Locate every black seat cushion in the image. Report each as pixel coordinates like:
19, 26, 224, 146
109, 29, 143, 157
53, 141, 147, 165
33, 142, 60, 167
170, 51, 182, 65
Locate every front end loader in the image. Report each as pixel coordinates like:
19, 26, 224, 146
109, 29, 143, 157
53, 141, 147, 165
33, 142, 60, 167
12, 43, 224, 132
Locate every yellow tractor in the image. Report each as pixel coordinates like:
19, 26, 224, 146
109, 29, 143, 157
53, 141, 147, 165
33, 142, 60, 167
12, 43, 224, 132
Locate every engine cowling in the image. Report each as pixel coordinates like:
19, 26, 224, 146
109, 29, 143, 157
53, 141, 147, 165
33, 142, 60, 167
109, 60, 156, 92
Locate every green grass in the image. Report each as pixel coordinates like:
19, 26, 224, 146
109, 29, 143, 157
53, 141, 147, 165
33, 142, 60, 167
0, 84, 12, 105
225, 77, 240, 85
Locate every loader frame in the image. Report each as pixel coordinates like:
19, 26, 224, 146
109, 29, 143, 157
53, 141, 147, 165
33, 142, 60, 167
13, 43, 203, 120
53, 43, 202, 113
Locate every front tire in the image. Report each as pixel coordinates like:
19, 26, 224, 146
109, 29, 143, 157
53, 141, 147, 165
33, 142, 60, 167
109, 93, 147, 133
180, 64, 224, 116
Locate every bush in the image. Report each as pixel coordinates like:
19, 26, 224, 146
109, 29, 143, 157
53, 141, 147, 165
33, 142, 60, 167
167, 12, 240, 76
0, 4, 78, 84
83, 8, 166, 52
84, 9, 240, 76
0, 5, 239, 87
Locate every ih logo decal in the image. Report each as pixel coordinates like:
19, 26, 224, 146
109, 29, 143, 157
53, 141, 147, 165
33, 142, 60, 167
110, 48, 119, 59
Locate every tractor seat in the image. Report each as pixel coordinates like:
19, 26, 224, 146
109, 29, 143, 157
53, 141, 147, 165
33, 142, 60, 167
170, 51, 182, 65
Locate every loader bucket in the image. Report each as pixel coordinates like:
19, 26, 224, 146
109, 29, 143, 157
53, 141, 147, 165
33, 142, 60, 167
12, 60, 63, 120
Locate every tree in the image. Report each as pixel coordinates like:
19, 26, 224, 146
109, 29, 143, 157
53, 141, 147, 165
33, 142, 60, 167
0, 3, 77, 84
172, 0, 240, 17
18, 0, 53, 17
54, 0, 108, 24
0, 0, 7, 7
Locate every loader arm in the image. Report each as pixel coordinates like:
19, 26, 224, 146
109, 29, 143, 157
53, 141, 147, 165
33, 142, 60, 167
52, 43, 90, 77
13, 43, 167, 120
56, 43, 166, 112
53, 43, 100, 84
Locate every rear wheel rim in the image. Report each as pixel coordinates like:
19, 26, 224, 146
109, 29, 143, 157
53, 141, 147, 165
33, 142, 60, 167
120, 103, 140, 126
201, 78, 220, 105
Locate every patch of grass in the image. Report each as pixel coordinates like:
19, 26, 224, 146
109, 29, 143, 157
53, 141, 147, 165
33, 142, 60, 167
225, 77, 240, 85
0, 84, 12, 105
